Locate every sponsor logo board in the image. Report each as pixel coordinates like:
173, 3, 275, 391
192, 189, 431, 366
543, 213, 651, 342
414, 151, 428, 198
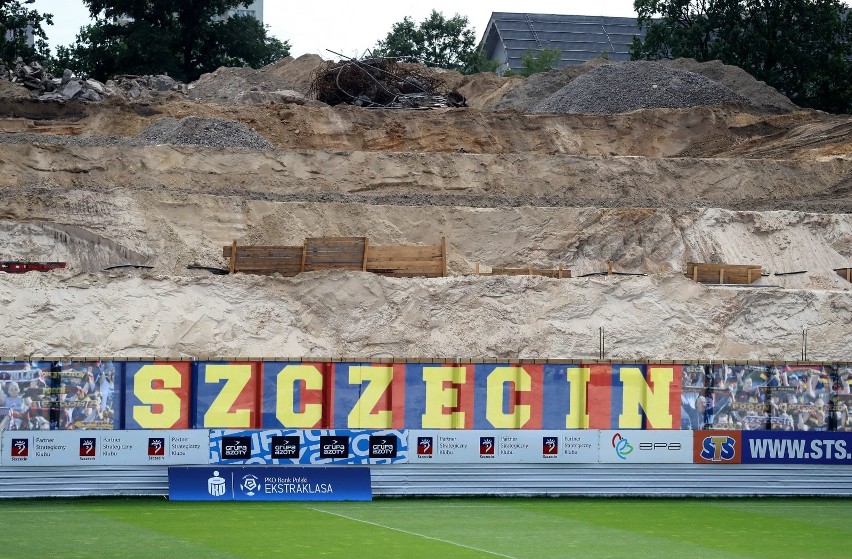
408, 431, 599, 463
168, 466, 372, 501
693, 430, 742, 464
209, 430, 408, 464
599, 430, 692, 463
1, 430, 207, 466
742, 431, 852, 465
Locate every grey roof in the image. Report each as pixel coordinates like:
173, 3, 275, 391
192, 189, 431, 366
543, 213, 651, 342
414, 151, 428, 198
480, 12, 645, 71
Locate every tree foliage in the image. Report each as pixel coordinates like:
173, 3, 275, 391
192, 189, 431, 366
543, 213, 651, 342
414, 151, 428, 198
374, 10, 477, 72
631, 0, 852, 113
62, 0, 289, 82
519, 47, 561, 77
0, 0, 52, 62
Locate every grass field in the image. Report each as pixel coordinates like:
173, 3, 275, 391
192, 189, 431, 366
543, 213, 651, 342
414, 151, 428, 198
1, 497, 849, 558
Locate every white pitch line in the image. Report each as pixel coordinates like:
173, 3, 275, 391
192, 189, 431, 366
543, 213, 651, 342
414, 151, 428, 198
311, 507, 519, 559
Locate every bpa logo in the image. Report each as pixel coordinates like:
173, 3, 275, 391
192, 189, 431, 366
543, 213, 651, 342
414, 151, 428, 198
694, 431, 741, 464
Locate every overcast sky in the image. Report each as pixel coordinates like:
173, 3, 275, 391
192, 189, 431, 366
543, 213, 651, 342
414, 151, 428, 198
31, 1, 638, 58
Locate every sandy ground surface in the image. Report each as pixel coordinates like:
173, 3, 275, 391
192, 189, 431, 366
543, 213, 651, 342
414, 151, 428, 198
1, 56, 850, 361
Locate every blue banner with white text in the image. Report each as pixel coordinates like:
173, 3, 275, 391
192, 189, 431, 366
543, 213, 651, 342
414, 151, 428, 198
168, 465, 371, 501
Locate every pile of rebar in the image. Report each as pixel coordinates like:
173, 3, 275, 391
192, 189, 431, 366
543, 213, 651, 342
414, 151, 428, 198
308, 56, 465, 109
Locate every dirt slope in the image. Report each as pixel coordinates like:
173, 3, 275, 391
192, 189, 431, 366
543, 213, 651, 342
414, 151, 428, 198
0, 58, 850, 361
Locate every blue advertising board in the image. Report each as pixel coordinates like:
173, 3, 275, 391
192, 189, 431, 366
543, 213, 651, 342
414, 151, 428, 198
209, 429, 408, 464
742, 431, 852, 464
168, 465, 372, 501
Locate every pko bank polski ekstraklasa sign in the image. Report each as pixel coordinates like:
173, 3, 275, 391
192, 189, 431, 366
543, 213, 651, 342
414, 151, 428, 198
167, 465, 372, 501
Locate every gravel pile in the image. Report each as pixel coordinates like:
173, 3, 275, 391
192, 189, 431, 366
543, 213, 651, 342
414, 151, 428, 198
137, 116, 273, 149
532, 61, 749, 114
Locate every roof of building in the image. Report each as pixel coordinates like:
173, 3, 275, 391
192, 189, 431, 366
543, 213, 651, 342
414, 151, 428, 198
479, 12, 644, 71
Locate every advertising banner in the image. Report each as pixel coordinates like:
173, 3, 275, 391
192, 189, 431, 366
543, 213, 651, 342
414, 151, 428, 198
124, 361, 192, 429
599, 430, 693, 463
693, 430, 743, 464
168, 465, 372, 501
1, 429, 207, 466
193, 361, 261, 429
742, 431, 852, 465
408, 430, 599, 463
209, 429, 408, 464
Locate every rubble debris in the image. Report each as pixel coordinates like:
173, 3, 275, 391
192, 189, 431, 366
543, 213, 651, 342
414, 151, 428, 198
137, 116, 273, 149
308, 55, 466, 109
104, 74, 185, 100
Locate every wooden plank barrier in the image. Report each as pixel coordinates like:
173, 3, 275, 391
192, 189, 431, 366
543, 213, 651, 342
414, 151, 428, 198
366, 241, 445, 277
223, 243, 305, 275
686, 262, 762, 285
477, 264, 570, 279
224, 237, 446, 278
304, 237, 367, 272
835, 268, 852, 283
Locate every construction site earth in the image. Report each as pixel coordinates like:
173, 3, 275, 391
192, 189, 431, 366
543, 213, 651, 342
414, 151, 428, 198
1, 55, 851, 362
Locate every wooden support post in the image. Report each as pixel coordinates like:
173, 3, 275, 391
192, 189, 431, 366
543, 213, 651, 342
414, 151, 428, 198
847, 268, 851, 283
476, 263, 480, 275
300, 241, 307, 273
441, 237, 447, 277
229, 239, 237, 274
693, 265, 698, 282
558, 264, 563, 279
608, 261, 613, 276
528, 265, 533, 276
362, 237, 369, 272
720, 268, 725, 284
747, 269, 752, 283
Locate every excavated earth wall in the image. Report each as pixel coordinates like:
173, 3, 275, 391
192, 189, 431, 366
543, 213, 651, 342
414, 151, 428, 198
0, 58, 851, 361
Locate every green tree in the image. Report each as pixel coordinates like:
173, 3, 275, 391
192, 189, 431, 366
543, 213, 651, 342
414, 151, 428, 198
374, 10, 477, 71
63, 0, 289, 82
631, 0, 852, 113
0, 0, 53, 62
519, 47, 561, 77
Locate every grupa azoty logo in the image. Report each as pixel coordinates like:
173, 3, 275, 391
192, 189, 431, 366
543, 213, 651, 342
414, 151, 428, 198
611, 433, 634, 460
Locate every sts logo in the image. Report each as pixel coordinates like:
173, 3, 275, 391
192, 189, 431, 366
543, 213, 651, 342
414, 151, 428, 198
697, 433, 740, 463
417, 437, 433, 458
479, 437, 495, 458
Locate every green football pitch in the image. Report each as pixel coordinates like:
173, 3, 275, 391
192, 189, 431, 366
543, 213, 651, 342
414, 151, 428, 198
1, 496, 849, 558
